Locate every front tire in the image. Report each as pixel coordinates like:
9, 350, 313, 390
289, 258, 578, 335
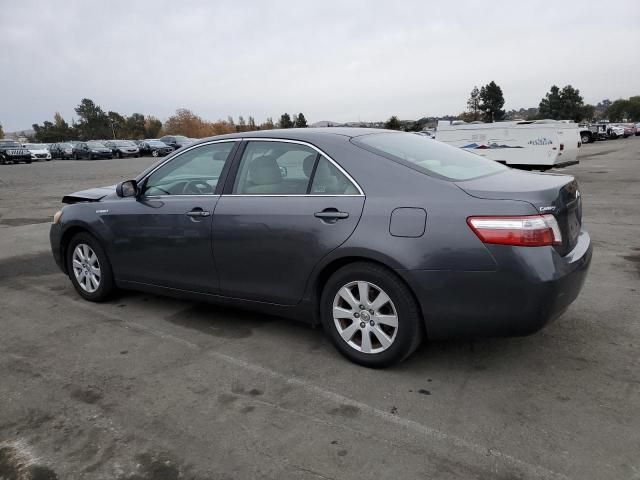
66, 232, 115, 302
320, 262, 423, 368
580, 134, 591, 144
151, 150, 159, 157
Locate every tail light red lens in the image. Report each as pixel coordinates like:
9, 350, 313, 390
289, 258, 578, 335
467, 215, 562, 247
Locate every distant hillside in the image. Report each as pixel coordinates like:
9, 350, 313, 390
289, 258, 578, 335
309, 120, 341, 128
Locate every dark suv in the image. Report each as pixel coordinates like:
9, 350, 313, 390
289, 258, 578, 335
72, 141, 114, 160
50, 143, 75, 160
0, 140, 32, 164
158, 135, 193, 150
104, 140, 140, 158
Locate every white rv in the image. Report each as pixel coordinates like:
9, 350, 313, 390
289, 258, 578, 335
435, 120, 581, 170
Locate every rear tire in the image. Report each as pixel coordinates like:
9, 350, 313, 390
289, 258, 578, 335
66, 232, 115, 302
580, 134, 590, 144
320, 262, 423, 368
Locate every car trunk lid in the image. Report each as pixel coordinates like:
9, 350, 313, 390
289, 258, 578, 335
456, 169, 582, 256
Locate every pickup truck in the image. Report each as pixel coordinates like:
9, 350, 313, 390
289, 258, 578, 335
0, 139, 32, 164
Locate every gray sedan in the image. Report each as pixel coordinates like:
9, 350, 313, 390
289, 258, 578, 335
49, 129, 592, 367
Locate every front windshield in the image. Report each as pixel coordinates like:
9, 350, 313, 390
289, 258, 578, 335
148, 141, 167, 146
353, 132, 507, 181
174, 136, 189, 142
114, 141, 134, 146
25, 144, 47, 149
1, 141, 21, 148
87, 142, 106, 148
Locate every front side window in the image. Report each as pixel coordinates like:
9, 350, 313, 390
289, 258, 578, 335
144, 142, 235, 196
353, 132, 507, 181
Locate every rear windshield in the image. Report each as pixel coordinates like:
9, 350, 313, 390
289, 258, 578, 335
352, 132, 507, 181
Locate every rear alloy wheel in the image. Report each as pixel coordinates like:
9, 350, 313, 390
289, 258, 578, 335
581, 134, 590, 144
66, 232, 115, 302
321, 262, 423, 368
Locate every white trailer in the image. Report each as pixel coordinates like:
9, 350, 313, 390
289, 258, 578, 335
435, 120, 581, 170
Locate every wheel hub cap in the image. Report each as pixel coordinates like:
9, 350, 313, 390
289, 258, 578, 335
332, 281, 398, 354
72, 243, 101, 294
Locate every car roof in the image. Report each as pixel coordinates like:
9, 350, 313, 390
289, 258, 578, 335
193, 127, 395, 144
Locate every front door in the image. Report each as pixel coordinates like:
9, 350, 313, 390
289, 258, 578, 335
213, 140, 365, 305
104, 140, 237, 293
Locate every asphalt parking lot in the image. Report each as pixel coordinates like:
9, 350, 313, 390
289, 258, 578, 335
0, 138, 639, 480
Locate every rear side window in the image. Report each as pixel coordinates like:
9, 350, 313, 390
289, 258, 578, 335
233, 141, 318, 194
353, 132, 507, 181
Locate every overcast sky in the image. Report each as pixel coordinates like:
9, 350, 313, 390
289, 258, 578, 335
1, 0, 638, 131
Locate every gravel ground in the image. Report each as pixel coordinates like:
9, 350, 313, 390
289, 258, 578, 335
0, 138, 639, 479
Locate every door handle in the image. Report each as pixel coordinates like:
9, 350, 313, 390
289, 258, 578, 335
186, 209, 211, 218
314, 209, 349, 220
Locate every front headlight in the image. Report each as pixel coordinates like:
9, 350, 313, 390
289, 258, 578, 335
53, 210, 63, 224
91, 149, 98, 153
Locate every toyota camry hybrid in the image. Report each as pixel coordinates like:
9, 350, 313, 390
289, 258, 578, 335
50, 129, 592, 367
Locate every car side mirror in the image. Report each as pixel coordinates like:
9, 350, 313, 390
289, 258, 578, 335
116, 179, 139, 198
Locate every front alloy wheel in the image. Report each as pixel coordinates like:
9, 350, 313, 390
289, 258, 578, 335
333, 281, 398, 354
66, 232, 115, 302
72, 243, 101, 293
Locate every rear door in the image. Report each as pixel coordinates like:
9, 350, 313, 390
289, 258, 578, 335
212, 139, 365, 305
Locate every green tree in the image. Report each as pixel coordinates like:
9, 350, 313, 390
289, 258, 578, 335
538, 85, 562, 119
385, 115, 401, 130
466, 86, 481, 121
247, 116, 257, 131
125, 113, 146, 139
144, 116, 163, 138
479, 81, 505, 122
538, 85, 590, 122
107, 111, 126, 139
629, 96, 640, 120
581, 104, 596, 122
74, 98, 110, 139
32, 112, 74, 142
294, 112, 308, 128
0, 122, 4, 138
278, 113, 293, 129
605, 96, 640, 122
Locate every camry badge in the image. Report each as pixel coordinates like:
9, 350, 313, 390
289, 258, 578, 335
539, 206, 556, 213
96, 209, 109, 214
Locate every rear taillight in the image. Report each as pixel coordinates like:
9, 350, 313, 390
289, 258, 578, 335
467, 215, 562, 247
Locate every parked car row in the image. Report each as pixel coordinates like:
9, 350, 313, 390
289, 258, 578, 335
578, 122, 639, 143
1, 137, 197, 164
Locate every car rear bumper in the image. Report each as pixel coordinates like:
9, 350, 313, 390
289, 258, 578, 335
398, 230, 592, 339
